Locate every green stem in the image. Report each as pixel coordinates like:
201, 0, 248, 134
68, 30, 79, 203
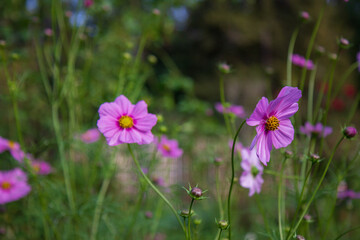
307, 61, 318, 123
346, 93, 360, 125
299, 4, 325, 92
254, 194, 271, 235
287, 163, 313, 239
188, 198, 195, 240
216, 166, 224, 219
51, 103, 75, 212
286, 137, 345, 240
227, 120, 246, 240
217, 229, 223, 240
219, 75, 232, 137
286, 27, 299, 87
127, 144, 186, 236
278, 158, 286, 240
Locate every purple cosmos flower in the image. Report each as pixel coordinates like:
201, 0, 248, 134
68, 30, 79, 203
247, 86, 302, 165
337, 190, 360, 199
357, 52, 360, 72
239, 147, 264, 196
215, 103, 246, 118
292, 54, 314, 70
300, 122, 332, 138
97, 95, 157, 145
157, 135, 183, 158
79, 128, 100, 143
0, 168, 31, 204
0, 137, 24, 162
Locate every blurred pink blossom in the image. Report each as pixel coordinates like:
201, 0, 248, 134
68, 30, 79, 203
80, 128, 100, 143
0, 168, 31, 204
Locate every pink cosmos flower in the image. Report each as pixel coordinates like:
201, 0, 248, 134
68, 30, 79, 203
247, 86, 302, 165
239, 147, 264, 196
215, 103, 246, 118
80, 128, 100, 143
44, 28, 53, 37
357, 52, 360, 72
0, 168, 31, 204
0, 137, 24, 162
157, 135, 183, 158
292, 54, 314, 70
31, 160, 52, 175
300, 122, 332, 138
97, 95, 157, 145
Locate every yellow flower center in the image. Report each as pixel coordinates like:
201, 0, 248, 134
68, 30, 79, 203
119, 116, 134, 129
163, 144, 171, 152
33, 164, 40, 173
8, 141, 15, 149
265, 116, 280, 131
1, 181, 11, 190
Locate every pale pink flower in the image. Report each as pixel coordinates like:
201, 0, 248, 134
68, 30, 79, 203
239, 147, 264, 196
156, 135, 183, 158
300, 122, 332, 138
80, 128, 100, 143
215, 103, 246, 118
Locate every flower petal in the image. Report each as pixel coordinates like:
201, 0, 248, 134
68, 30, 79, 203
97, 116, 119, 138
98, 102, 122, 118
139, 131, 154, 144
276, 103, 299, 120
135, 114, 157, 131
267, 87, 302, 117
247, 97, 269, 126
256, 131, 272, 165
270, 119, 294, 149
114, 95, 134, 115
132, 100, 149, 119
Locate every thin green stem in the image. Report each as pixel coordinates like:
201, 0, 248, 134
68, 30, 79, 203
287, 163, 314, 239
216, 167, 224, 219
188, 198, 195, 240
286, 137, 345, 240
217, 229, 223, 240
219, 75, 232, 137
286, 27, 299, 86
278, 158, 286, 240
227, 120, 246, 240
127, 144, 186, 236
299, 4, 325, 91
307, 61, 318, 123
51, 103, 75, 212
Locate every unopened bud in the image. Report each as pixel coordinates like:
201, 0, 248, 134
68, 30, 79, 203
339, 37, 350, 49
193, 218, 202, 225
147, 54, 158, 64
285, 150, 293, 158
152, 8, 161, 16
159, 126, 167, 133
309, 153, 321, 164
179, 209, 194, 218
343, 126, 357, 139
315, 45, 325, 57
191, 187, 203, 198
218, 63, 231, 74
214, 157, 222, 166
44, 28, 53, 37
145, 211, 153, 219
11, 53, 19, 60
122, 52, 132, 61
299, 11, 310, 22
0, 40, 6, 47
217, 220, 229, 230
328, 53, 337, 61
296, 235, 305, 240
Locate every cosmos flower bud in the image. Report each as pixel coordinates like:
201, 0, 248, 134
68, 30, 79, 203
309, 153, 321, 164
147, 54, 158, 64
315, 45, 325, 57
152, 8, 161, 16
299, 11, 310, 22
122, 52, 132, 61
179, 209, 194, 218
296, 235, 305, 240
0, 40, 6, 47
284, 150, 293, 158
343, 126, 357, 139
218, 63, 231, 74
191, 187, 202, 198
338, 37, 350, 49
214, 157, 222, 166
193, 218, 202, 225
304, 214, 313, 223
145, 211, 153, 219
159, 126, 167, 133
217, 220, 229, 230
328, 53, 337, 61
